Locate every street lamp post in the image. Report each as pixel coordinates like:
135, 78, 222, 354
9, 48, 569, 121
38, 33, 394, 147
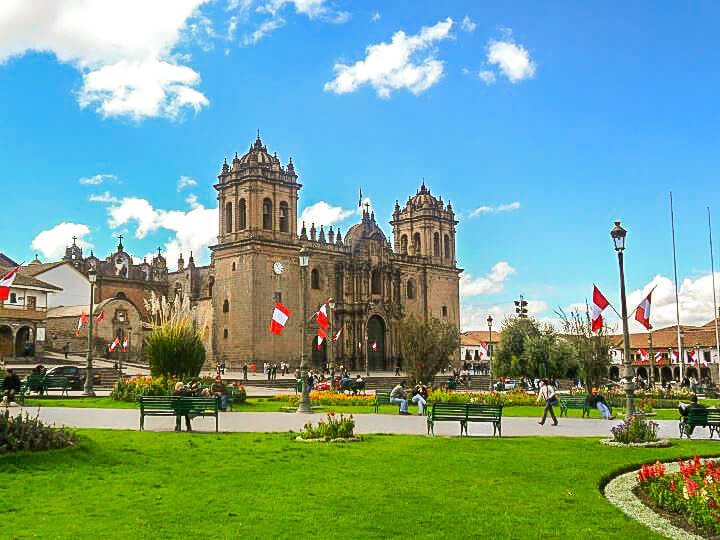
297, 247, 312, 414
328, 298, 336, 376
83, 267, 97, 396
611, 221, 635, 417
487, 315, 494, 383
648, 331, 654, 390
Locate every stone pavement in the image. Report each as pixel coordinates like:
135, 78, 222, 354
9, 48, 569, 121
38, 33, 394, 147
12, 405, 707, 439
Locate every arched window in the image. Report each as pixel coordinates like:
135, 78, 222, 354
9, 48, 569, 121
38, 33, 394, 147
223, 299, 229, 313
444, 234, 450, 259
433, 232, 440, 257
279, 201, 289, 233
263, 198, 273, 230
238, 199, 247, 230
225, 202, 233, 234
406, 279, 415, 299
412, 233, 421, 254
311, 268, 320, 290
223, 328, 228, 339
232, 262, 236, 271
174, 282, 182, 297
116, 292, 127, 300
400, 235, 408, 254
371, 269, 381, 295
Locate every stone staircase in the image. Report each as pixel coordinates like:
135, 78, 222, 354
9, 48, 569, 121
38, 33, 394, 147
237, 374, 492, 392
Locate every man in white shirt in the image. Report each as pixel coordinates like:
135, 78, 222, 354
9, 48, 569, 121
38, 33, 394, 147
536, 379, 559, 426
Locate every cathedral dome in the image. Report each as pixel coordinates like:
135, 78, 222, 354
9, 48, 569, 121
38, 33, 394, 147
239, 134, 281, 168
345, 210, 388, 248
409, 181, 441, 209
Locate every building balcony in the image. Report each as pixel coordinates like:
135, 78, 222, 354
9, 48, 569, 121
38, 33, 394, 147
0, 304, 47, 321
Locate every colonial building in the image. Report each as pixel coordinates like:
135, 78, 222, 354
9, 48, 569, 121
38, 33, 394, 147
191, 134, 461, 370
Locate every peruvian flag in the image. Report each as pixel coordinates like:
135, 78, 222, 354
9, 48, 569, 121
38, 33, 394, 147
0, 266, 20, 301
635, 290, 653, 329
687, 349, 697, 365
316, 303, 329, 330
670, 349, 679, 363
478, 341, 488, 357
108, 337, 120, 352
654, 352, 663, 362
95, 311, 105, 324
269, 303, 292, 335
639, 348, 648, 362
75, 311, 89, 336
121, 336, 129, 352
591, 285, 610, 333
316, 327, 326, 349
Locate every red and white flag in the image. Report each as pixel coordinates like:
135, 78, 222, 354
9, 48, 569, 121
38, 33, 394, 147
634, 290, 653, 330
316, 327, 327, 349
0, 266, 20, 301
95, 311, 105, 324
478, 341, 488, 357
654, 352, 663, 362
108, 337, 120, 352
670, 349, 679, 363
316, 303, 329, 330
75, 311, 89, 336
121, 336, 129, 352
591, 285, 610, 333
687, 349, 697, 365
269, 303, 292, 335
639, 348, 648, 362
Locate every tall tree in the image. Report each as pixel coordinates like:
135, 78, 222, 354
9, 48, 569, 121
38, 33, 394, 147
399, 316, 460, 384
493, 317, 541, 377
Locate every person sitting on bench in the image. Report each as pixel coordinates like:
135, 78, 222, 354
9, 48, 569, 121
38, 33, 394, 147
411, 383, 428, 416
2, 369, 21, 405
586, 387, 613, 420
172, 382, 192, 432
390, 381, 409, 415
679, 394, 706, 437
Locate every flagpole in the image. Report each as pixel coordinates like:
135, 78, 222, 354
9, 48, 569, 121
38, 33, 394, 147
670, 192, 684, 381
708, 207, 720, 367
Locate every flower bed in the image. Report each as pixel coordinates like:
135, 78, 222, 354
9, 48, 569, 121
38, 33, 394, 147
610, 416, 659, 445
298, 412, 358, 441
0, 410, 76, 453
637, 456, 720, 536
271, 391, 375, 406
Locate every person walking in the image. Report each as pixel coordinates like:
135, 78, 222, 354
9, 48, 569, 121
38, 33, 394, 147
536, 378, 559, 426
63, 342, 70, 359
394, 362, 401, 376
242, 363, 248, 382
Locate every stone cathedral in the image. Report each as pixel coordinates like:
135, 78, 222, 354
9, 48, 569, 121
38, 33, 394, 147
171, 134, 461, 371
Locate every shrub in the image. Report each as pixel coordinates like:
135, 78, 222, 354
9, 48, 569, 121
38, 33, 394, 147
0, 410, 76, 453
111, 375, 177, 402
144, 292, 207, 379
231, 383, 247, 403
610, 416, 659, 444
299, 412, 355, 440
272, 391, 375, 406
638, 456, 720, 535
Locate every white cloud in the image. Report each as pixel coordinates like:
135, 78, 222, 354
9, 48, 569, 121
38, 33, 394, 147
371, 11, 381, 22
242, 17, 286, 45
0, 1, 211, 120
106, 196, 217, 269
470, 201, 520, 216
31, 222, 93, 260
478, 70, 496, 85
79, 173, 117, 185
177, 175, 198, 191
324, 17, 454, 98
460, 262, 516, 297
299, 201, 355, 228
460, 15, 476, 33
487, 36, 536, 83
89, 192, 119, 204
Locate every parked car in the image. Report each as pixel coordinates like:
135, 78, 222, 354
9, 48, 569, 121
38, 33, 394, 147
44, 365, 101, 390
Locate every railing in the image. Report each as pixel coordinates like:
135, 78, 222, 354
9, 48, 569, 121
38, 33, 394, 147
0, 303, 47, 311
0, 304, 47, 320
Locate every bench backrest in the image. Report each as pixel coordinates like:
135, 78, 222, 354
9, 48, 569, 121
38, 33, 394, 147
44, 376, 68, 387
466, 403, 502, 420
560, 396, 587, 405
687, 408, 720, 423
140, 396, 219, 412
431, 403, 468, 417
375, 391, 391, 403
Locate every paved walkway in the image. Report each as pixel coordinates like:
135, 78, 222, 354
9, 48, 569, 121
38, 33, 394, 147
10, 405, 701, 439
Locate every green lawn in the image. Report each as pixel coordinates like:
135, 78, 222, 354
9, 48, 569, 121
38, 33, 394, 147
1, 431, 719, 538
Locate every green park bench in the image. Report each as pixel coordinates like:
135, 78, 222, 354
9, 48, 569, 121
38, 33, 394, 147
41, 376, 70, 397
559, 395, 590, 417
427, 403, 469, 436
373, 390, 391, 412
139, 396, 220, 432
25, 373, 45, 395
679, 408, 720, 439
465, 403, 503, 437
1, 380, 31, 404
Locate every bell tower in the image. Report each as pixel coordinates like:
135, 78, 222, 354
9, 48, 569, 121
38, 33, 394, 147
391, 181, 457, 265
214, 133, 301, 245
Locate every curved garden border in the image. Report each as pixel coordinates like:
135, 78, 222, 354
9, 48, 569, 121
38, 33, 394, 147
600, 438, 672, 448
604, 462, 702, 540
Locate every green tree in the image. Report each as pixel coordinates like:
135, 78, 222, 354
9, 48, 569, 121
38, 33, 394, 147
144, 292, 208, 379
557, 307, 612, 389
399, 316, 460, 384
493, 317, 541, 377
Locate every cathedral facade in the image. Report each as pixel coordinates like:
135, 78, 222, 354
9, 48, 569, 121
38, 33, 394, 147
193, 135, 461, 371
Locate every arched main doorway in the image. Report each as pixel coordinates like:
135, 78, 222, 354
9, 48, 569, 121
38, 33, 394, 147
0, 326, 12, 358
15, 326, 32, 357
367, 315, 386, 371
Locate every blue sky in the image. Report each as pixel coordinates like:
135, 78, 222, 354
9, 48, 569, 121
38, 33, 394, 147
1, 1, 719, 331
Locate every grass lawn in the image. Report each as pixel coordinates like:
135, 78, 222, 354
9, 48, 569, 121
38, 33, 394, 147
1, 431, 719, 538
